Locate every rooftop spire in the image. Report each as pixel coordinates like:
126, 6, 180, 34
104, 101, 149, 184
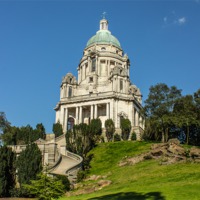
100, 13, 108, 30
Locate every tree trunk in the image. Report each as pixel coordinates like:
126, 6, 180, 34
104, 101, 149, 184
161, 131, 165, 143
186, 126, 189, 145
165, 128, 169, 142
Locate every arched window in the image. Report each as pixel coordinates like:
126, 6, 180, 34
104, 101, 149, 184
101, 47, 106, 51
68, 86, 72, 97
67, 117, 74, 130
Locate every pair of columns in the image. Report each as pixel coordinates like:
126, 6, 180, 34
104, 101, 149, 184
63, 103, 110, 129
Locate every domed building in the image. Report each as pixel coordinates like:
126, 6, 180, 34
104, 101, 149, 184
55, 17, 144, 138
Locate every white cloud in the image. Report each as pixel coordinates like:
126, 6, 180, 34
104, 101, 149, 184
175, 17, 186, 25
163, 11, 187, 28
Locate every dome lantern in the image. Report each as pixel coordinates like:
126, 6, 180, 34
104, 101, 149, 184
86, 18, 121, 49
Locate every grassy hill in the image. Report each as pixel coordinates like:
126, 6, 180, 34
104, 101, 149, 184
60, 141, 200, 200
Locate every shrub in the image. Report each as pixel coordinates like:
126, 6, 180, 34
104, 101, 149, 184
77, 170, 87, 182
105, 119, 115, 142
114, 134, 121, 142
120, 118, 131, 141
131, 132, 137, 140
55, 175, 70, 191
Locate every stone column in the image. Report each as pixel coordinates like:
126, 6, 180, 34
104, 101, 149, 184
115, 100, 118, 128
79, 106, 82, 123
64, 108, 68, 132
75, 107, 79, 124
135, 110, 139, 126
106, 103, 110, 119
91, 105, 94, 119
107, 60, 110, 76
94, 104, 98, 119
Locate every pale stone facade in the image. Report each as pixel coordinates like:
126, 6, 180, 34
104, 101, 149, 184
55, 18, 144, 137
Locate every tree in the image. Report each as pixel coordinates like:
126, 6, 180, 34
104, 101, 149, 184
17, 143, 42, 186
66, 123, 93, 158
0, 112, 10, 146
23, 173, 65, 200
53, 121, 63, 138
36, 123, 46, 140
105, 119, 115, 142
173, 95, 199, 144
120, 118, 131, 140
89, 118, 102, 142
1, 126, 18, 145
144, 83, 182, 142
0, 146, 16, 197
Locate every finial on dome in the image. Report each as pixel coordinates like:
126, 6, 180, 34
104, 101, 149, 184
102, 12, 106, 19
100, 12, 108, 30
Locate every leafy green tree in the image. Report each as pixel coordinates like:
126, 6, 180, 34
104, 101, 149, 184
66, 123, 93, 158
89, 118, 102, 142
55, 174, 70, 191
1, 126, 19, 145
0, 146, 16, 197
120, 118, 131, 140
144, 83, 182, 142
173, 95, 199, 144
23, 173, 65, 200
194, 89, 200, 120
105, 119, 115, 142
0, 112, 10, 146
53, 121, 63, 138
17, 143, 42, 186
36, 123, 46, 140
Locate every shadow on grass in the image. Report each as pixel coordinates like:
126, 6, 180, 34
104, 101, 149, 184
88, 191, 165, 200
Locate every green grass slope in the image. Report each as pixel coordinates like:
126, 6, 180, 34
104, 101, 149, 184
61, 141, 200, 200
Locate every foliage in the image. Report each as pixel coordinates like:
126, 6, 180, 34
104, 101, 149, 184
23, 173, 65, 200
66, 123, 91, 158
1, 123, 46, 145
120, 118, 131, 140
17, 143, 42, 186
144, 83, 182, 142
35, 123, 46, 140
0, 112, 10, 134
77, 170, 87, 183
143, 84, 200, 145
89, 118, 102, 142
131, 132, 137, 140
53, 121, 63, 138
172, 95, 200, 144
105, 119, 115, 142
114, 133, 121, 142
0, 112, 10, 146
66, 119, 102, 159
0, 146, 16, 197
55, 175, 70, 191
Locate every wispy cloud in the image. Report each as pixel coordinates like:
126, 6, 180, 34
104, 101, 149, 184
163, 11, 187, 27
176, 17, 186, 25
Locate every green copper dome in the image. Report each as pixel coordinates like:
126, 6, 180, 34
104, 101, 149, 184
86, 18, 121, 49
86, 30, 121, 49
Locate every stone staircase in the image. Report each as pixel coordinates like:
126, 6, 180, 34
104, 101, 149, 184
49, 149, 83, 183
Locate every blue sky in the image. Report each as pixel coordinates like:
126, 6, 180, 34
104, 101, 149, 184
1, 0, 200, 133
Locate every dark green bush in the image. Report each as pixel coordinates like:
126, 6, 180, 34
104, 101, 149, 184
114, 133, 121, 142
131, 132, 137, 140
